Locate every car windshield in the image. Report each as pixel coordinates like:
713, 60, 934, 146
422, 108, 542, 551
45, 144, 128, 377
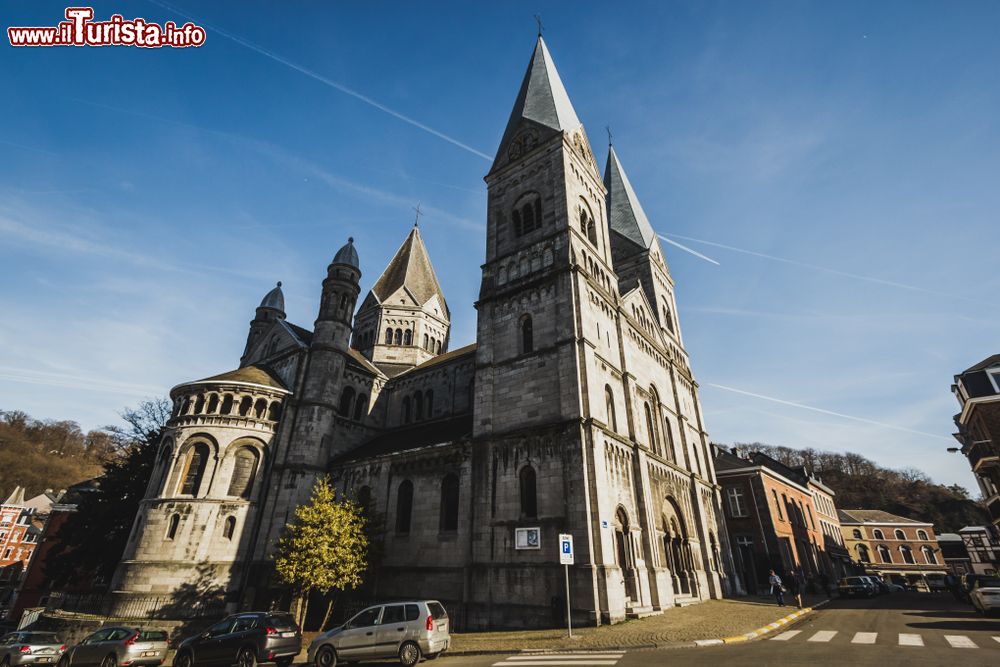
21, 634, 60, 644
266, 614, 297, 632
138, 631, 168, 642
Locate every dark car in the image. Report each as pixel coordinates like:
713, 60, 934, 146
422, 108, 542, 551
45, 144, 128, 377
838, 576, 873, 598
173, 613, 301, 667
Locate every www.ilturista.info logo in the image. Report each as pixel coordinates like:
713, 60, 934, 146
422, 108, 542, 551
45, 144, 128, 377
8, 7, 206, 48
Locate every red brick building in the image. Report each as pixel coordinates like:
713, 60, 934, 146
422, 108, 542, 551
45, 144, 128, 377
838, 509, 947, 590
0, 487, 42, 619
714, 448, 839, 594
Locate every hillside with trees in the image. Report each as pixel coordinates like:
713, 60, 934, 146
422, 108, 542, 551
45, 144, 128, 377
728, 442, 989, 533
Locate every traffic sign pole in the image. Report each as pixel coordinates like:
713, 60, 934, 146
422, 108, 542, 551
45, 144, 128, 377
559, 533, 575, 639
564, 563, 573, 638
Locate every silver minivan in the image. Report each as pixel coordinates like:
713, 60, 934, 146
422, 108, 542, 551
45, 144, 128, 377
308, 601, 449, 667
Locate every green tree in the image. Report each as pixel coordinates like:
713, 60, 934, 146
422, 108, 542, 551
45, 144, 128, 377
273, 477, 368, 629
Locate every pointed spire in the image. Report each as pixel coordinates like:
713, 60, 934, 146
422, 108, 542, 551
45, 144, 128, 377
493, 36, 582, 167
2, 486, 25, 506
370, 226, 448, 310
604, 146, 656, 250
259, 281, 285, 312
333, 237, 360, 268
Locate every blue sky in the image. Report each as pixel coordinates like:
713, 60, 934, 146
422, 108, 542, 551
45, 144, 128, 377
2, 1, 998, 491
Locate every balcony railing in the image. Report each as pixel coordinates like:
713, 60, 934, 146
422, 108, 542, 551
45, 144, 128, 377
967, 440, 1000, 472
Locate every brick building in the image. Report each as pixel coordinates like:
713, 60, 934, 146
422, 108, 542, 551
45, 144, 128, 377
112, 35, 733, 627
838, 509, 947, 589
952, 355, 1000, 529
714, 448, 843, 594
0, 488, 43, 619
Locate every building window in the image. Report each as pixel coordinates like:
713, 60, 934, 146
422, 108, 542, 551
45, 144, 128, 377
178, 443, 209, 496
643, 402, 657, 453
852, 528, 862, 539
423, 333, 429, 350
917, 529, 929, 541
353, 394, 368, 421
404, 329, 413, 346
873, 529, 885, 540
520, 465, 538, 519
385, 328, 393, 344
900, 545, 915, 564
338, 387, 356, 417
806, 506, 815, 529
727, 487, 749, 518
605, 386, 617, 431
520, 314, 533, 354
425, 390, 434, 419
394, 328, 403, 345
223, 516, 236, 541
922, 546, 937, 564
227, 447, 259, 498
894, 529, 905, 540
877, 544, 892, 563
166, 514, 180, 541
857, 544, 871, 563
512, 193, 542, 237
772, 490, 783, 521
661, 298, 675, 334
579, 201, 597, 246
395, 480, 414, 534
402, 397, 412, 424
439, 474, 460, 532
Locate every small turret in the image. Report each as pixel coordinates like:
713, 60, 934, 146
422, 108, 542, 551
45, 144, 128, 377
314, 238, 362, 351
242, 281, 286, 364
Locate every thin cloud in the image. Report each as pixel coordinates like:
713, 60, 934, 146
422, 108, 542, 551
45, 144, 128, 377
0, 365, 164, 398
706, 382, 953, 442
656, 234, 720, 265
662, 231, 968, 301
145, 0, 492, 161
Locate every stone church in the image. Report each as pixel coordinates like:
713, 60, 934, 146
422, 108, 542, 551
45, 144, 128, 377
111, 36, 734, 628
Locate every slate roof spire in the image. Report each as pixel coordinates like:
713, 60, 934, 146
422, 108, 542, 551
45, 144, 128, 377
604, 145, 656, 250
493, 35, 583, 168
371, 226, 448, 311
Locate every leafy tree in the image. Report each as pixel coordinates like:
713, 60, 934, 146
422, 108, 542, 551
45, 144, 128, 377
44, 398, 171, 589
273, 477, 368, 630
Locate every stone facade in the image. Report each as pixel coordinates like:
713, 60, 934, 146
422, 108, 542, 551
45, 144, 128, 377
837, 509, 947, 590
112, 35, 734, 627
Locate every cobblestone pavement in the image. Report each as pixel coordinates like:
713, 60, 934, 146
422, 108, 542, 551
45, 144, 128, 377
449, 595, 827, 652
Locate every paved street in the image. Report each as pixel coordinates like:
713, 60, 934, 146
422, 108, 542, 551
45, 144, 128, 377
430, 593, 1000, 667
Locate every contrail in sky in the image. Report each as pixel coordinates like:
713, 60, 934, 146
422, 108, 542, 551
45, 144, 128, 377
656, 234, 720, 265
145, 0, 493, 161
662, 231, 964, 300
707, 382, 952, 442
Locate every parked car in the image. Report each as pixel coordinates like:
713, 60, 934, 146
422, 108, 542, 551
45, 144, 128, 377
173, 612, 300, 667
58, 628, 168, 667
885, 582, 905, 593
838, 576, 874, 598
969, 576, 1000, 616
0, 632, 66, 666
868, 577, 890, 595
857, 576, 882, 595
308, 601, 450, 667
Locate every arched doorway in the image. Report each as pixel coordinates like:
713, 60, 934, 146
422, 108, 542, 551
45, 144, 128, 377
613, 507, 638, 603
663, 496, 694, 596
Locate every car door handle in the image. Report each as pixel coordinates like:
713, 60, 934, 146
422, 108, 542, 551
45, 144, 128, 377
365, 632, 373, 636
396, 628, 405, 632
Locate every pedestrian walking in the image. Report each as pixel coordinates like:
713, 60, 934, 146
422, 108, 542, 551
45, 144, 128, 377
768, 569, 785, 606
787, 571, 803, 608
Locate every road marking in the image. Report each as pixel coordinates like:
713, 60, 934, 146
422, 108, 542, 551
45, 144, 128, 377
807, 630, 838, 642
506, 657, 624, 660
994, 637, 1000, 645
944, 635, 978, 649
499, 658, 625, 667
852, 632, 877, 644
899, 634, 923, 647
770, 630, 802, 641
495, 662, 620, 666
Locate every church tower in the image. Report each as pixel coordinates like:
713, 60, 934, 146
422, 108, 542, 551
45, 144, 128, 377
241, 282, 285, 365
352, 224, 450, 376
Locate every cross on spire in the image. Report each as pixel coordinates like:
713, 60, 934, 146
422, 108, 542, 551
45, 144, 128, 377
412, 203, 423, 227
606, 125, 613, 147
534, 14, 544, 37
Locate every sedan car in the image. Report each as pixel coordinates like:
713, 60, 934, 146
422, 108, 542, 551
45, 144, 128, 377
308, 601, 450, 667
173, 612, 300, 667
838, 576, 874, 598
969, 576, 1000, 616
0, 632, 66, 667
58, 628, 168, 667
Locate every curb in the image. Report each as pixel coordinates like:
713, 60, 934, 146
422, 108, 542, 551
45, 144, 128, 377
445, 645, 657, 656
693, 599, 831, 647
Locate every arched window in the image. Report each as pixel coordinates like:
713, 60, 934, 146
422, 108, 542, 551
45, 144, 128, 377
353, 394, 368, 422
436, 339, 442, 354
227, 446, 259, 498
922, 546, 937, 564
873, 529, 885, 540
512, 193, 542, 237
402, 396, 412, 424
662, 416, 675, 462
439, 474, 460, 532
917, 529, 929, 541
857, 544, 871, 563
166, 513, 180, 541
587, 220, 598, 246
605, 386, 617, 431
177, 443, 209, 496
253, 398, 267, 419
223, 516, 236, 541
877, 544, 892, 563
423, 333, 429, 350
404, 329, 413, 346
900, 545, 915, 564
394, 328, 403, 345
385, 328, 393, 344
852, 528, 862, 539
238, 396, 252, 417
521, 314, 533, 354
661, 298, 675, 334
268, 401, 282, 421
221, 395, 233, 415
520, 465, 537, 519
644, 402, 657, 453
207, 394, 219, 414
425, 390, 434, 419
194, 394, 206, 414
415, 392, 424, 421
338, 387, 356, 417
356, 486, 372, 514
395, 480, 414, 534
894, 529, 905, 540
579, 201, 597, 246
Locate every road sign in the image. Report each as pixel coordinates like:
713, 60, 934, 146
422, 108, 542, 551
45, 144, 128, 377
559, 533, 574, 565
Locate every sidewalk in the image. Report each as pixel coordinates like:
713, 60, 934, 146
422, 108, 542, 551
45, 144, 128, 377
448, 595, 828, 653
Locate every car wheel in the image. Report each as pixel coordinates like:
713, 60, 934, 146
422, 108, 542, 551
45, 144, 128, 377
57, 656, 70, 667
276, 659, 293, 667
237, 648, 258, 667
102, 654, 117, 667
315, 646, 337, 667
398, 642, 421, 667
174, 652, 193, 667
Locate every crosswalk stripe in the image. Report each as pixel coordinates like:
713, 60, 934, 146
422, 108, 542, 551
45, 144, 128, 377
994, 637, 1000, 644
807, 630, 837, 642
495, 662, 620, 666
770, 630, 802, 641
944, 635, 978, 649
507, 657, 624, 660
852, 632, 877, 644
899, 634, 923, 647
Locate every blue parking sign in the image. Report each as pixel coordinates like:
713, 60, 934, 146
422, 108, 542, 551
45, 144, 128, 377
559, 533, 574, 565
